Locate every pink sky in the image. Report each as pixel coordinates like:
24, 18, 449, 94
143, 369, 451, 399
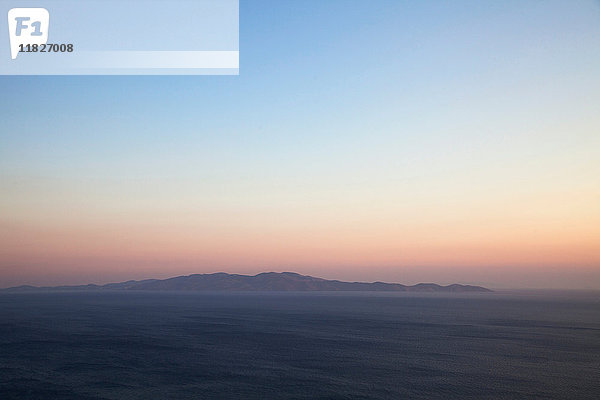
1, 1, 599, 290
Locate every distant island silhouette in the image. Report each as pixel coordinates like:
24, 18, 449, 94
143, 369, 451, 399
3, 272, 492, 292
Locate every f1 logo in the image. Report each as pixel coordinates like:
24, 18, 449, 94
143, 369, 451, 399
8, 8, 49, 59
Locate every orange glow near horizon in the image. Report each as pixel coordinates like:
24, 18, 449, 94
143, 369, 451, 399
2, 1, 599, 290
1, 188, 598, 289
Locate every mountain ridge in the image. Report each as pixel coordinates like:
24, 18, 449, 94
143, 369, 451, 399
2, 272, 492, 292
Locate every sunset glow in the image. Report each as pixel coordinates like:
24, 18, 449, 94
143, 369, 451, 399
1, 0, 599, 289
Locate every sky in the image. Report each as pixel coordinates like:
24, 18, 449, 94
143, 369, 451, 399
1, 0, 599, 289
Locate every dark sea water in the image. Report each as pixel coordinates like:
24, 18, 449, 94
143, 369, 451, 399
0, 291, 598, 399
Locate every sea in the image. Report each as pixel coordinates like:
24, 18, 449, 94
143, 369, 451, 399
0, 291, 598, 399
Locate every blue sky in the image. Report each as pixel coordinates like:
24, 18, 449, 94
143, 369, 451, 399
2, 0, 599, 170
1, 0, 599, 288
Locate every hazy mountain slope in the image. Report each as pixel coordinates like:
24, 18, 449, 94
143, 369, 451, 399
2, 272, 492, 292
